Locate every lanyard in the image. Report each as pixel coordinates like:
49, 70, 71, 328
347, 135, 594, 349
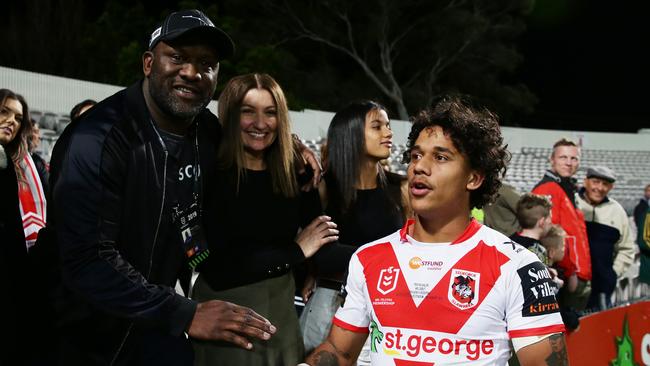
150, 119, 203, 209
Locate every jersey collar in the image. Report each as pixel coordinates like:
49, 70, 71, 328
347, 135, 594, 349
399, 218, 482, 244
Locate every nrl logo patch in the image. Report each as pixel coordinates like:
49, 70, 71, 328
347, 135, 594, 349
448, 269, 480, 310
377, 266, 400, 295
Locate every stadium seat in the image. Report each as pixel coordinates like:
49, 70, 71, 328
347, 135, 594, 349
503, 147, 650, 215
39, 112, 58, 130
56, 116, 71, 133
30, 109, 43, 124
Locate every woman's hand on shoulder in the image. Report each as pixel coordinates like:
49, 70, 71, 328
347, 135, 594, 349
292, 134, 323, 191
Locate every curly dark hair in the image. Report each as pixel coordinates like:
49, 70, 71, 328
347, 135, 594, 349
402, 95, 510, 209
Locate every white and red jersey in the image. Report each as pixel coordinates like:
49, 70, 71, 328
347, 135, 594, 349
334, 219, 564, 366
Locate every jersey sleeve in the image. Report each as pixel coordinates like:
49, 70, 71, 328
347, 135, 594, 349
332, 252, 371, 333
505, 252, 565, 339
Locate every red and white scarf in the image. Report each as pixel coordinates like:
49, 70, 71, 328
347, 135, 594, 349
17, 153, 47, 250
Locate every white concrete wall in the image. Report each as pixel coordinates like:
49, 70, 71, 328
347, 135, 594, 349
289, 112, 650, 152
500, 126, 650, 152
0, 66, 123, 115
2, 65, 649, 151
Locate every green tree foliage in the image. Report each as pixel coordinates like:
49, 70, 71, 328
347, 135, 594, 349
1, 0, 538, 123
221, 0, 538, 122
0, 0, 161, 86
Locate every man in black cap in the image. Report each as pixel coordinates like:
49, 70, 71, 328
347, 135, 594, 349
48, 9, 321, 365
576, 165, 635, 310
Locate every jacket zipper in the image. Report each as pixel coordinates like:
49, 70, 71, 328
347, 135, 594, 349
148, 123, 169, 279
110, 121, 169, 365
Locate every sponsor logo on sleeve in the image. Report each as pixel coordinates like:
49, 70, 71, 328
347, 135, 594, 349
448, 269, 480, 310
518, 262, 560, 317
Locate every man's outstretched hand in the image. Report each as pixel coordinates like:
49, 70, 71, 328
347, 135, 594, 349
188, 300, 276, 350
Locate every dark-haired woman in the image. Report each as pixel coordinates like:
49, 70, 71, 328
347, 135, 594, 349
0, 88, 47, 364
300, 101, 410, 360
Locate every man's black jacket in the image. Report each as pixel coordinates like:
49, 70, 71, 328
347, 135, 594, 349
46, 81, 220, 363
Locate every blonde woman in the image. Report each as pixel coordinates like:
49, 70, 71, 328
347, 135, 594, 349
192, 74, 338, 365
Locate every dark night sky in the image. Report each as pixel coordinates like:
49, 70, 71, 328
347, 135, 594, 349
4, 0, 648, 133
517, 0, 649, 132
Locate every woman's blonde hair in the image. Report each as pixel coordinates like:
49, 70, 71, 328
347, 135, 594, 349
217, 73, 298, 197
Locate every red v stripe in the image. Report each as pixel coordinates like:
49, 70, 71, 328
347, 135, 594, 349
394, 359, 434, 366
359, 240, 510, 334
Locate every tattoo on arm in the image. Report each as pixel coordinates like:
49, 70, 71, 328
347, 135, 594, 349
311, 350, 339, 366
326, 339, 353, 360
545, 333, 568, 366
310, 339, 354, 366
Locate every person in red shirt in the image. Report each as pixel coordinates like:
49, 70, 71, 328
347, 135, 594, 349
532, 138, 591, 311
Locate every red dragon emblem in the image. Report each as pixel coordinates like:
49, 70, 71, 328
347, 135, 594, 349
448, 269, 480, 310
451, 275, 475, 304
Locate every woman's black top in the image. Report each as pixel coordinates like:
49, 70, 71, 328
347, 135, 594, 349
314, 171, 406, 278
200, 167, 321, 291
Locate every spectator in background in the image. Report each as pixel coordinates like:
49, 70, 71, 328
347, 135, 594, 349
46, 10, 315, 365
69, 98, 96, 121
509, 192, 577, 330
28, 118, 49, 194
541, 224, 580, 332
299, 101, 410, 360
0, 88, 47, 365
0, 92, 47, 252
510, 193, 554, 265
484, 183, 521, 236
532, 138, 591, 310
540, 224, 568, 291
635, 184, 650, 285
191, 73, 338, 366
577, 166, 635, 310
634, 184, 650, 226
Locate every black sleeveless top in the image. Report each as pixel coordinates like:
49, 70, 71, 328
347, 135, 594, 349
313, 171, 406, 278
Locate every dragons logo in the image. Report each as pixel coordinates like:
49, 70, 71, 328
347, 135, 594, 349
448, 269, 480, 310
452, 275, 475, 303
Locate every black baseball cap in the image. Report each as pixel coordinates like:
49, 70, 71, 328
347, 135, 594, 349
148, 9, 235, 59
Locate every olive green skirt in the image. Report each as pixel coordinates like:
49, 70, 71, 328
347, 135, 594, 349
191, 273, 304, 366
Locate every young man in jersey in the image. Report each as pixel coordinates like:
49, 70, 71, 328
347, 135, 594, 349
304, 96, 567, 366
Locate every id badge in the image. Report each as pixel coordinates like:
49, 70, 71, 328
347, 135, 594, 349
172, 201, 210, 269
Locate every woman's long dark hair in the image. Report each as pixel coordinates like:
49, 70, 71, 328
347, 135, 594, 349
0, 89, 32, 181
325, 100, 387, 214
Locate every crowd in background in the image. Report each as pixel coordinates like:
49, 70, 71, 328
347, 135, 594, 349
2, 7, 650, 366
